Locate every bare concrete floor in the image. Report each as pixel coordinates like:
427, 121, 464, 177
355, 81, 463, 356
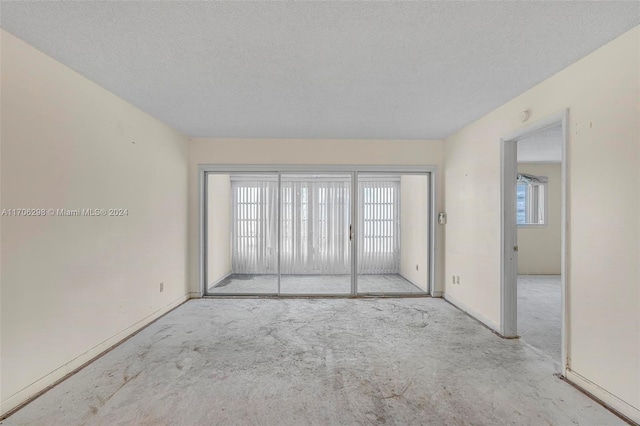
2, 298, 623, 426
210, 274, 425, 295
518, 275, 562, 366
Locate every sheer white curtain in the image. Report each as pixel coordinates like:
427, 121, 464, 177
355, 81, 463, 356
230, 174, 402, 276
358, 179, 401, 274
280, 177, 350, 274
231, 178, 278, 274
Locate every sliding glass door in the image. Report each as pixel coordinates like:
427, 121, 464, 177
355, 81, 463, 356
203, 168, 431, 297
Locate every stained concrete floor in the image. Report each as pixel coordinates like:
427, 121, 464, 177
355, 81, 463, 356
518, 275, 562, 366
210, 274, 425, 295
2, 298, 623, 426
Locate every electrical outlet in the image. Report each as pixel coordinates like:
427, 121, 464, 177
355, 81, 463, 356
159, 282, 164, 292
455, 276, 460, 285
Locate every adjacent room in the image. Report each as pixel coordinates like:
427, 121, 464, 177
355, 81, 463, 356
1, 2, 638, 425
516, 126, 563, 367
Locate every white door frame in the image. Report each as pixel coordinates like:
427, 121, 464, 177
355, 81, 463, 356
500, 110, 569, 375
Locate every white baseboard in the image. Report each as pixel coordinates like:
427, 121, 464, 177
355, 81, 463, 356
207, 271, 233, 291
431, 290, 444, 298
398, 273, 429, 293
565, 369, 640, 424
0, 293, 190, 417
443, 293, 501, 334
443, 292, 639, 423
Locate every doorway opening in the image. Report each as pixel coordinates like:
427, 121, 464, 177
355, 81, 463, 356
200, 166, 435, 297
501, 111, 568, 375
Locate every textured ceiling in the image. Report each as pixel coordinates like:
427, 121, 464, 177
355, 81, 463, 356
1, 2, 638, 139
517, 125, 562, 163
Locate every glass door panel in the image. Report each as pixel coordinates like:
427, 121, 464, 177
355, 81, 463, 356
356, 173, 430, 295
279, 173, 352, 295
206, 173, 278, 295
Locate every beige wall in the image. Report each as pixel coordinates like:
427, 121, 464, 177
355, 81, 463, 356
444, 26, 639, 419
0, 30, 189, 415
517, 163, 561, 275
189, 139, 445, 295
207, 174, 232, 286
400, 175, 430, 291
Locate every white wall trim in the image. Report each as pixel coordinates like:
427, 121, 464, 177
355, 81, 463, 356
399, 272, 429, 294
198, 164, 436, 173
198, 166, 207, 297
429, 168, 438, 296
500, 109, 569, 374
0, 294, 190, 417
207, 271, 233, 291
500, 132, 518, 338
501, 111, 567, 143
565, 369, 640, 424
444, 293, 501, 334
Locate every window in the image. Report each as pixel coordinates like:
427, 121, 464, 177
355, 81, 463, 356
517, 175, 547, 226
